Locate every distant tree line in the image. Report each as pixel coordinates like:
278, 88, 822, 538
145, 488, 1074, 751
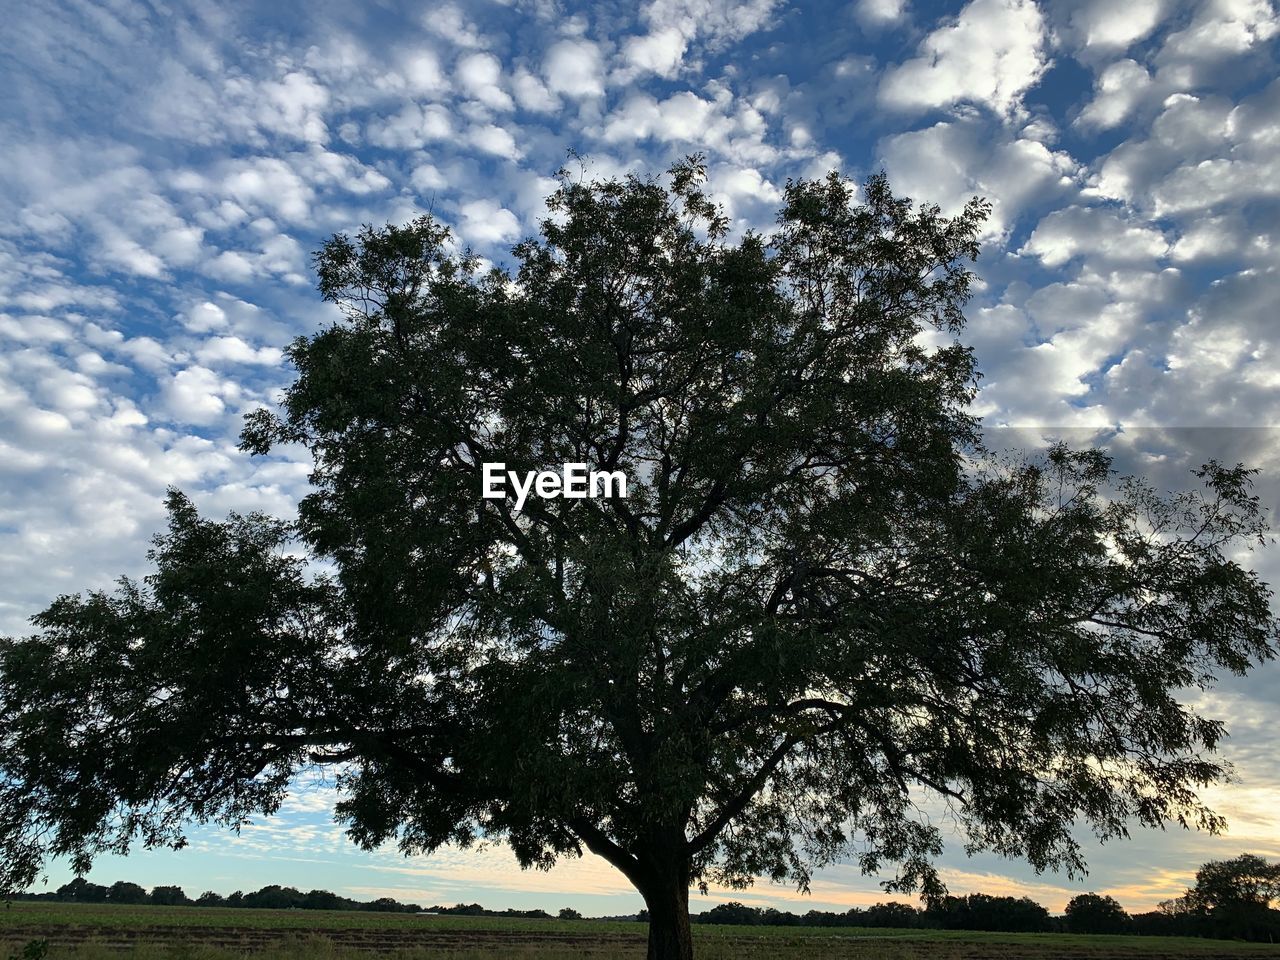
6, 879, 426, 913
9, 880, 564, 918
8, 854, 1278, 942
692, 894, 1053, 932
4, 879, 591, 921
688, 855, 1280, 943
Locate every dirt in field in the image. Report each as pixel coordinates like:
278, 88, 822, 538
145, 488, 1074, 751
2, 923, 642, 949
4, 924, 1279, 960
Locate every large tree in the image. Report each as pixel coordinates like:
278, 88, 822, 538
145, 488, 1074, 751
1189, 854, 1280, 913
1, 156, 1276, 960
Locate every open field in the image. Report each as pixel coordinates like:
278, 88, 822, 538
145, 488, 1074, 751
4, 902, 1280, 959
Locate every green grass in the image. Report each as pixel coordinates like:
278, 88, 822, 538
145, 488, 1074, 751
4, 901, 1280, 958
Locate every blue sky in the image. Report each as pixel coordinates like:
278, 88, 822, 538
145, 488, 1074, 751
3, 0, 1280, 917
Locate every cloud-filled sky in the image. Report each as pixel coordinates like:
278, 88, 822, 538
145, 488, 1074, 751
3, 0, 1280, 916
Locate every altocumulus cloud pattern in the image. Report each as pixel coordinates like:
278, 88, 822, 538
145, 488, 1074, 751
2, 0, 1279, 916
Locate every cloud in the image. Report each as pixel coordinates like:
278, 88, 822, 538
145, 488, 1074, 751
511, 66, 560, 112
618, 0, 781, 80
456, 53, 514, 111
542, 39, 605, 99
195, 336, 286, 367
879, 119, 1078, 240
1087, 79, 1280, 230
1020, 206, 1169, 268
1056, 0, 1167, 55
1086, 92, 1235, 206
160, 366, 242, 425
594, 85, 779, 167
621, 27, 689, 79
217, 158, 314, 223
366, 104, 453, 148
421, 3, 490, 50
467, 123, 522, 158
602, 91, 718, 143
1, 141, 207, 279
1155, 0, 1279, 88
456, 199, 522, 245
1076, 59, 1155, 129
878, 0, 1049, 117
255, 71, 331, 144
641, 0, 782, 46
854, 0, 909, 26
1168, 212, 1259, 263
398, 51, 449, 96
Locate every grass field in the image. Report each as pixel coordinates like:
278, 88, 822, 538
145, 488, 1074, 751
4, 901, 1280, 959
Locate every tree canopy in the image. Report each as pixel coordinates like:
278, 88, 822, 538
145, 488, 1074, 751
1, 155, 1276, 960
1064, 892, 1131, 934
1144, 853, 1280, 940
1189, 854, 1280, 913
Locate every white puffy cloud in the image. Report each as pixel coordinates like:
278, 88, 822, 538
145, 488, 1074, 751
1076, 59, 1155, 129
421, 3, 490, 49
595, 86, 777, 167
456, 199, 522, 245
366, 103, 452, 148
183, 301, 229, 333
879, 120, 1078, 239
195, 336, 285, 367
878, 0, 1049, 117
1152, 157, 1280, 215
1057, 0, 1166, 54
205, 250, 257, 283
1169, 213, 1260, 263
1087, 92, 1235, 205
467, 123, 522, 158
1020, 206, 1169, 268
1120, 266, 1280, 426
176, 295, 292, 345
1087, 79, 1280, 230
218, 157, 313, 222
398, 51, 448, 96
620, 27, 689, 79
972, 278, 1174, 426
603, 92, 717, 142
410, 162, 448, 193
637, 0, 781, 46
854, 0, 909, 26
1155, 0, 1279, 87
511, 67, 560, 112
705, 163, 783, 233
456, 53, 514, 111
616, 0, 782, 81
160, 365, 242, 425
1, 143, 208, 279
543, 39, 605, 99
255, 71, 330, 144
144, 55, 349, 149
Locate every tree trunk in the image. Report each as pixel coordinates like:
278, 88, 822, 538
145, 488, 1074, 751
643, 875, 694, 960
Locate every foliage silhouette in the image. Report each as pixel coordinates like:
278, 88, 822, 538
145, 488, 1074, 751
1064, 893, 1131, 934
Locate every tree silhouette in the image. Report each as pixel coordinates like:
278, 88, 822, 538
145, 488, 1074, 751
1064, 893, 1131, 934
106, 881, 148, 905
1189, 853, 1280, 939
1189, 854, 1280, 912
1, 156, 1276, 960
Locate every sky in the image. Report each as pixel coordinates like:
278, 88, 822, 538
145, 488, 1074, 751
2, 0, 1280, 918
